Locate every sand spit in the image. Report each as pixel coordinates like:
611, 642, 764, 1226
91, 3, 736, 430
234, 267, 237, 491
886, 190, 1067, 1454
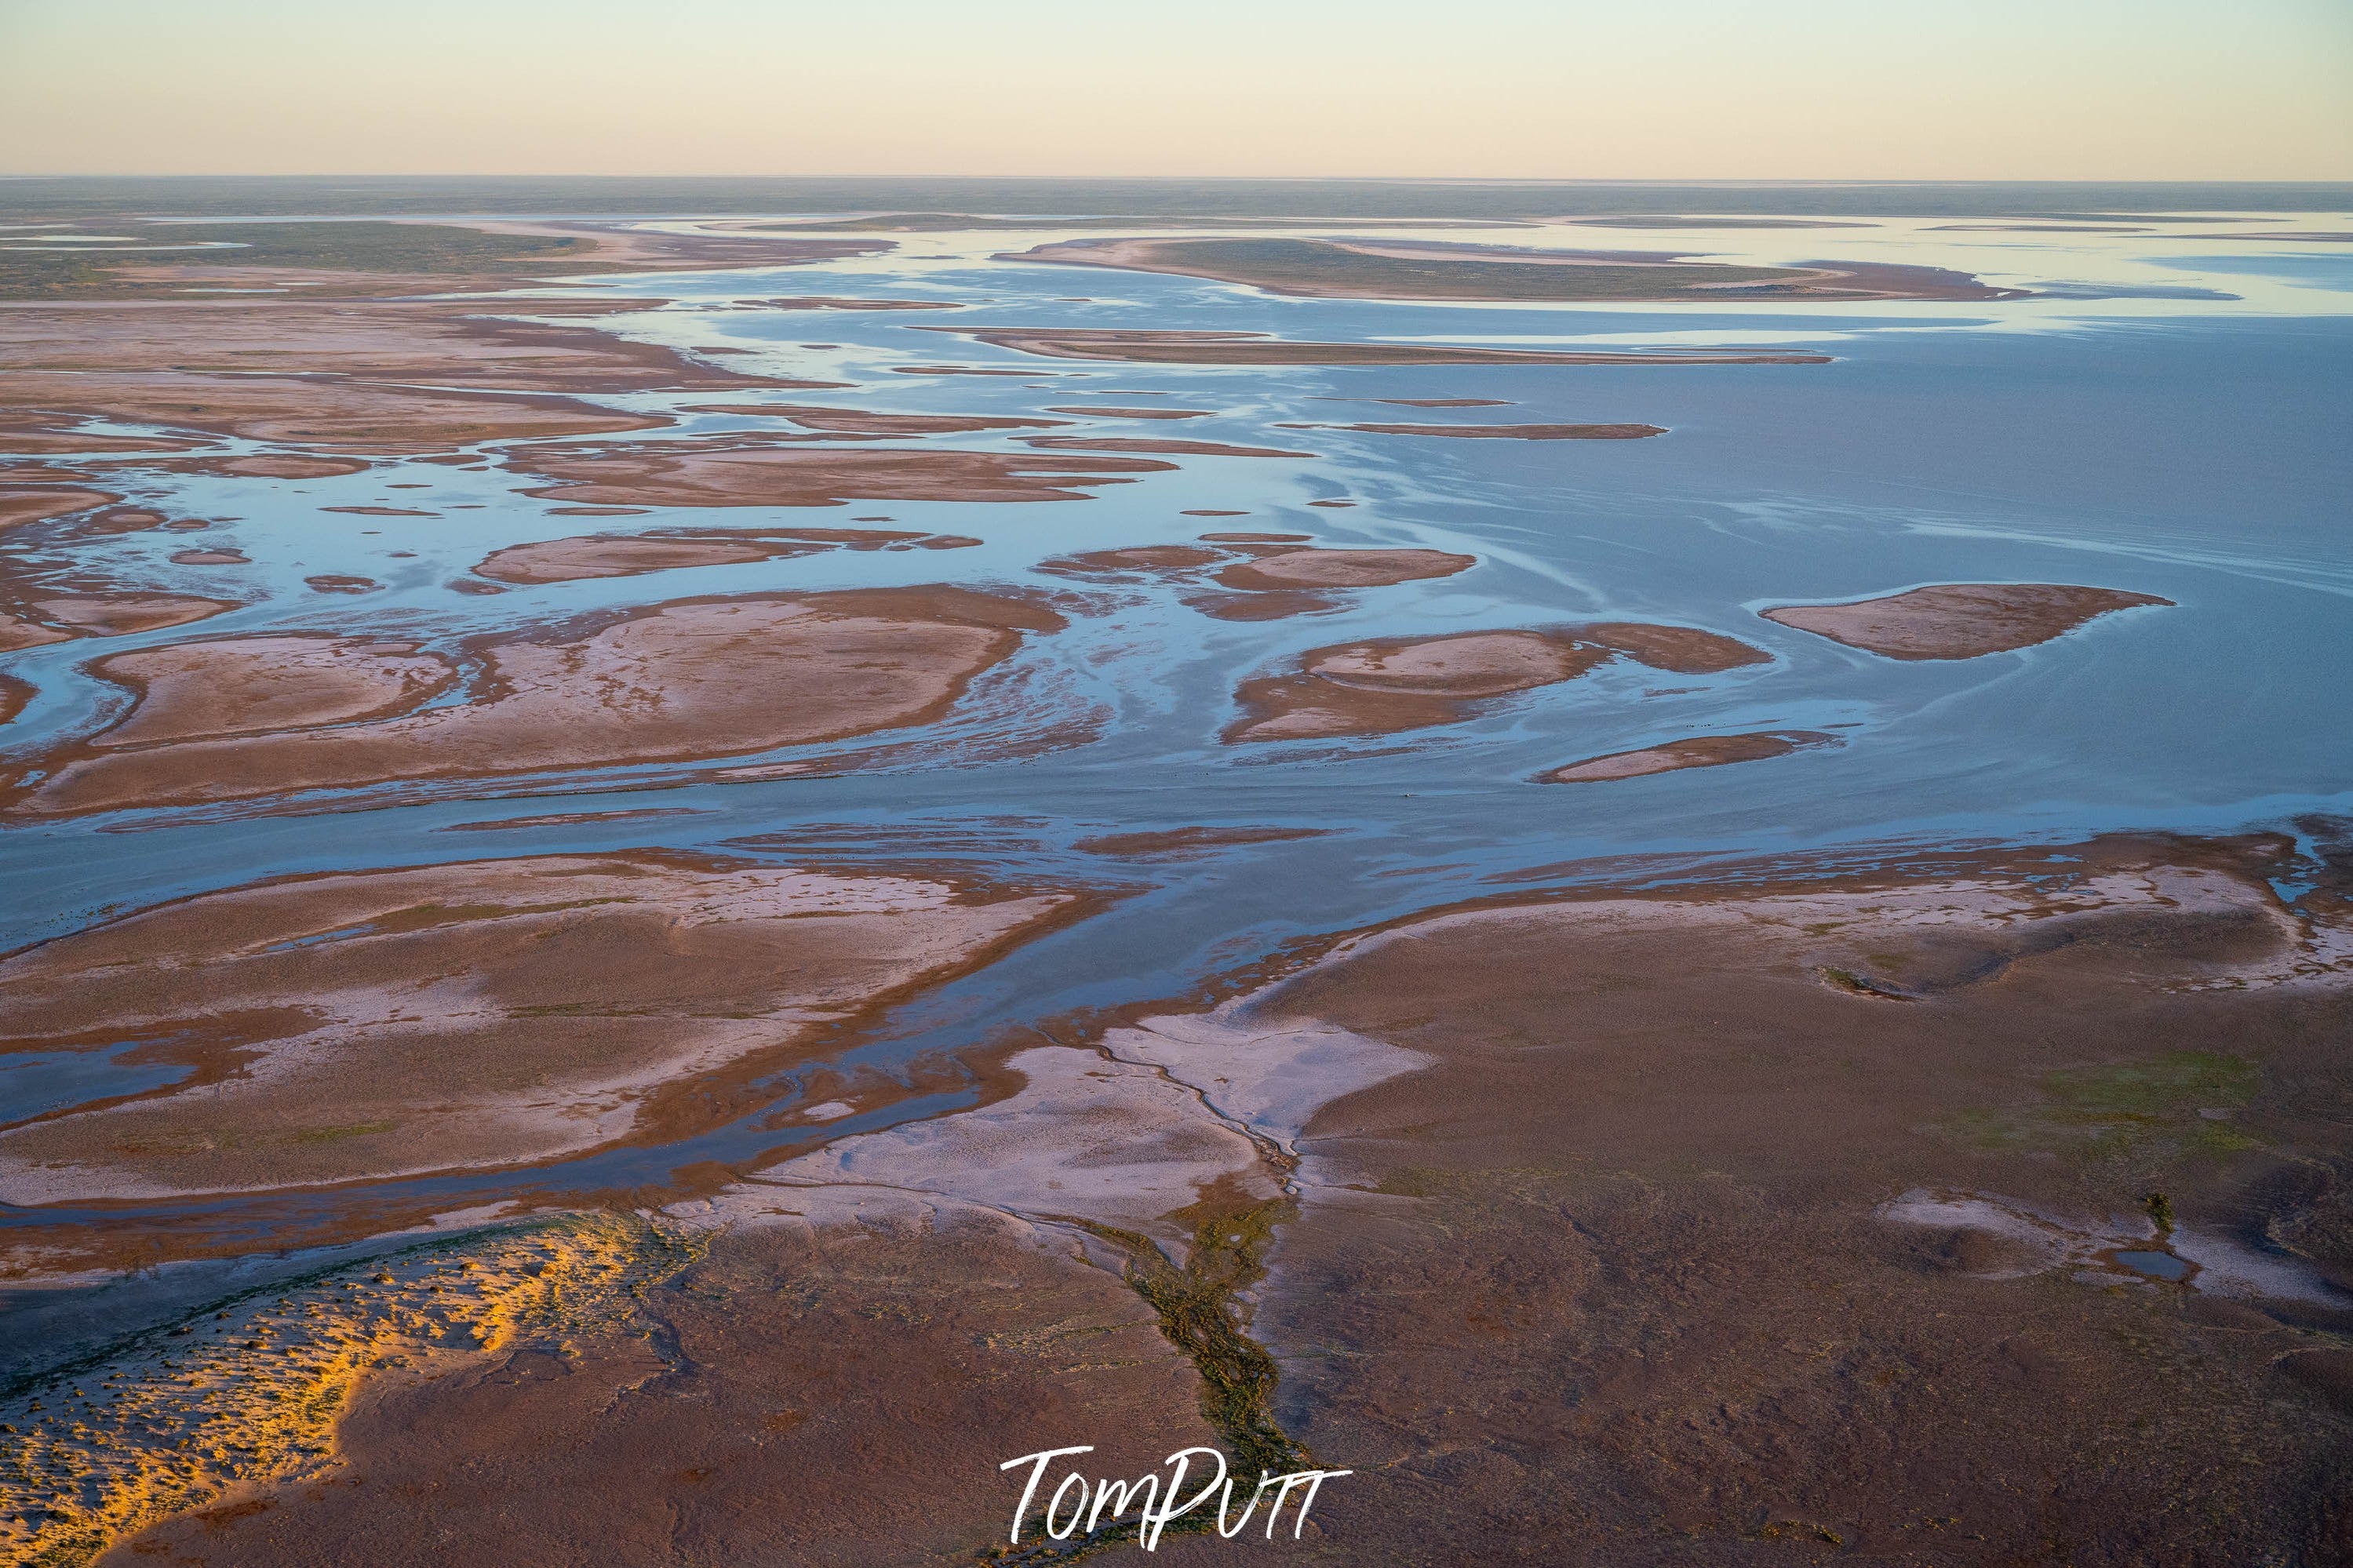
11, 588, 1064, 816
1281, 420, 1666, 441
0, 853, 1083, 1200
468, 526, 974, 585
505, 437, 1174, 509
1017, 435, 1317, 459
679, 402, 1065, 435
1763, 582, 2173, 660
0, 592, 235, 653
996, 236, 2023, 303
916, 326, 1833, 366
1226, 622, 1763, 741
1542, 729, 1838, 781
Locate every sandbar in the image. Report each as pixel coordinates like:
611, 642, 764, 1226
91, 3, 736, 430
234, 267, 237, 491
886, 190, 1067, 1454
12, 587, 1065, 816
506, 438, 1175, 508
1761, 583, 2173, 660
1542, 729, 1837, 781
1280, 421, 1665, 440
0, 853, 1081, 1199
915, 326, 1831, 366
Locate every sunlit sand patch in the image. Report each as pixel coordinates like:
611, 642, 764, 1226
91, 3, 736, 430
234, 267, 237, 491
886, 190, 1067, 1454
1761, 583, 2173, 660
9, 588, 1066, 817
504, 437, 1175, 508
912, 325, 1834, 366
0, 853, 1087, 1200
0, 1212, 701, 1568
1542, 729, 1838, 782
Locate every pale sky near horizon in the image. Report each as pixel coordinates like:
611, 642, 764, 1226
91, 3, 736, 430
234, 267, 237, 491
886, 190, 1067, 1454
2, 0, 2348, 181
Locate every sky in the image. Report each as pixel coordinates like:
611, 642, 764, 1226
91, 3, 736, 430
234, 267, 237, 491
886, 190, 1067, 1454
2, 0, 2349, 181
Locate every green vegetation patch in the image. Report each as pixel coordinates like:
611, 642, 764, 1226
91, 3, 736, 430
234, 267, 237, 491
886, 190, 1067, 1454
1951, 1050, 2266, 1166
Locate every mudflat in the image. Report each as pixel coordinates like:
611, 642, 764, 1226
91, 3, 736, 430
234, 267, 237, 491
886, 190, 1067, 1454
997, 236, 2026, 303
10, 588, 1065, 815
505, 438, 1175, 508
1543, 729, 1837, 780
0, 853, 1083, 1201
1763, 582, 2173, 659
918, 326, 1833, 366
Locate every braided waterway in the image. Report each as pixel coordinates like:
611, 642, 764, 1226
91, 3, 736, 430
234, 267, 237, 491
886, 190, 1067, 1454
2, 209, 2350, 1560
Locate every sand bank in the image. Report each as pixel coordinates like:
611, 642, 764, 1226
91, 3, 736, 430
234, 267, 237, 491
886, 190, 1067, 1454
13, 588, 1065, 816
1762, 582, 2173, 659
507, 438, 1174, 508
1542, 729, 1836, 781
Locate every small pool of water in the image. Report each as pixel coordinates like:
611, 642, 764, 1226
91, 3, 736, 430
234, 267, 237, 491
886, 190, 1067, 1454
2111, 1248, 2195, 1282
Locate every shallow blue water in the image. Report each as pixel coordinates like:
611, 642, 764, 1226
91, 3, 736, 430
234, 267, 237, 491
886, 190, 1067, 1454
2, 217, 2348, 1233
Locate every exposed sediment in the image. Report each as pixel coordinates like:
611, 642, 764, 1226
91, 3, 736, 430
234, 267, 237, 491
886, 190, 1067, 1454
1542, 729, 1837, 781
1761, 582, 2173, 659
0, 853, 1084, 1199
10, 587, 1065, 816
